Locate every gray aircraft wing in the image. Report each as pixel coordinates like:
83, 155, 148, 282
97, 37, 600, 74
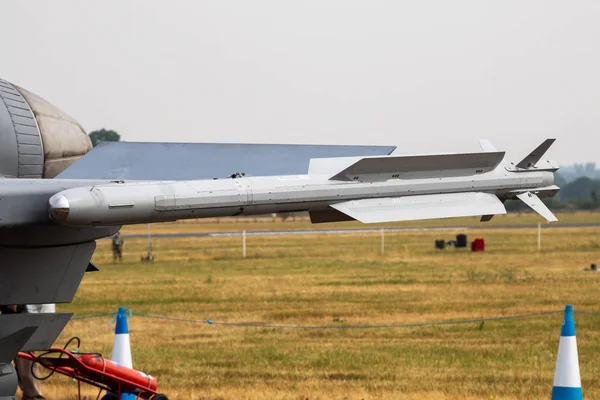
2, 77, 406, 395
1, 142, 395, 365
57, 142, 396, 180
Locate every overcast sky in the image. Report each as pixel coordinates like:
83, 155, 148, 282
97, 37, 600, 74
1, 1, 599, 165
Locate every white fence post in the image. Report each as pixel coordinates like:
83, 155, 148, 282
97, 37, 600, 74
243, 230, 246, 258
147, 223, 152, 258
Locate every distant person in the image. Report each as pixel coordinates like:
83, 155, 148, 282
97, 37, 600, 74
112, 232, 124, 262
1, 303, 54, 400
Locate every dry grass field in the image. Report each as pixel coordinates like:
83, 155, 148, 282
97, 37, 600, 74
38, 212, 600, 399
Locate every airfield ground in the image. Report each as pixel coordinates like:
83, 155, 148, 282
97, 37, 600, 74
41, 212, 600, 399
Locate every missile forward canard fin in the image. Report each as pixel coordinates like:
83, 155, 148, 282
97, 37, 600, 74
516, 192, 558, 222
320, 151, 505, 182
330, 192, 506, 223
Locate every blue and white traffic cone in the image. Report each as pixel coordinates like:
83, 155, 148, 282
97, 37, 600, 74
551, 304, 582, 400
111, 307, 135, 400
111, 307, 133, 368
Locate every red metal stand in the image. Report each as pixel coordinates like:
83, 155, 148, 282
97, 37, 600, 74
17, 350, 167, 400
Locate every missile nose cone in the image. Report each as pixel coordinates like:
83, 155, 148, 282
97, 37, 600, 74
49, 194, 70, 222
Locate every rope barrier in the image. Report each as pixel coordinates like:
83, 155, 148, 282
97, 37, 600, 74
574, 310, 600, 317
203, 310, 564, 329
71, 313, 117, 321
69, 309, 569, 330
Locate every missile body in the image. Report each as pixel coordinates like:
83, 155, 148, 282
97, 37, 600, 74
48, 153, 558, 227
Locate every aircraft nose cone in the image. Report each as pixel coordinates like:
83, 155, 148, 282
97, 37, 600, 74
48, 194, 70, 222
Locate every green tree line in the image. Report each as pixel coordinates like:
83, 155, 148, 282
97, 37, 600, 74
88, 128, 120, 147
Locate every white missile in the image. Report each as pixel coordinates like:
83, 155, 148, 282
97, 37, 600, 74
48, 139, 560, 227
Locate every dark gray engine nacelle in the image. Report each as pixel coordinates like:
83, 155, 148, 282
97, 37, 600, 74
0, 78, 92, 179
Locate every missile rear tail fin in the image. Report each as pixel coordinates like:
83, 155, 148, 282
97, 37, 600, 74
516, 191, 558, 222
515, 139, 556, 169
479, 139, 497, 153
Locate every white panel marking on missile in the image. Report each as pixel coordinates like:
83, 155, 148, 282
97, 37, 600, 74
154, 195, 176, 210
330, 192, 506, 223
